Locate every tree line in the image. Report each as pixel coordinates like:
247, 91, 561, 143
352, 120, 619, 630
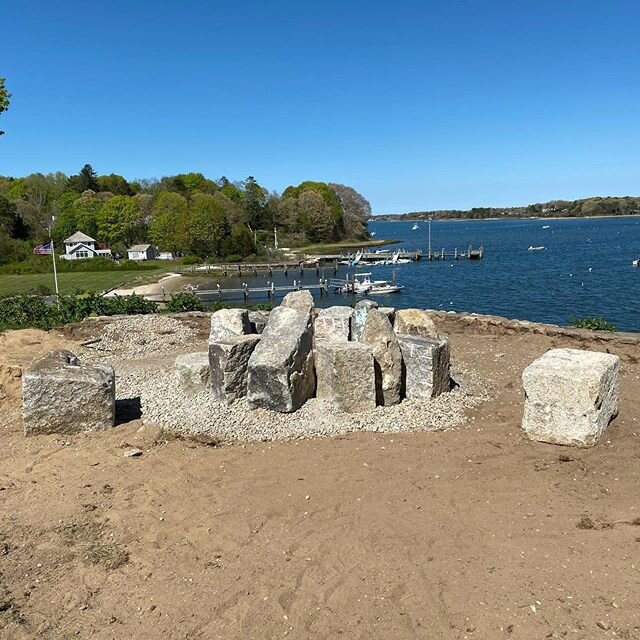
0, 165, 371, 265
378, 196, 640, 221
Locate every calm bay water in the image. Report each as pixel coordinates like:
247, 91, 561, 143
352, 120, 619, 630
193, 217, 640, 332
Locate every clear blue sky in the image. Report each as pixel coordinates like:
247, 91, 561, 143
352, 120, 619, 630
2, 0, 639, 213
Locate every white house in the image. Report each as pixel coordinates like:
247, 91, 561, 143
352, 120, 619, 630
60, 232, 112, 260
157, 251, 174, 260
127, 244, 157, 261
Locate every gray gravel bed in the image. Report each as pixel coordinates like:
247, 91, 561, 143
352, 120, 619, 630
115, 364, 488, 443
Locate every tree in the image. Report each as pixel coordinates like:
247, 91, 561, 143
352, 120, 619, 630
225, 223, 255, 258
69, 164, 99, 192
149, 191, 188, 253
328, 183, 371, 239
298, 189, 335, 242
97, 195, 142, 245
73, 190, 104, 238
242, 176, 268, 228
97, 174, 133, 196
51, 192, 79, 243
184, 193, 230, 258
0, 77, 10, 136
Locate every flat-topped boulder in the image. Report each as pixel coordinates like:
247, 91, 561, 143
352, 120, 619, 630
314, 306, 353, 344
397, 334, 450, 399
315, 341, 376, 412
522, 348, 620, 447
352, 299, 378, 342
360, 309, 402, 406
175, 352, 210, 395
22, 350, 115, 436
394, 309, 440, 340
210, 335, 261, 403
281, 289, 314, 313
209, 308, 252, 344
247, 306, 315, 412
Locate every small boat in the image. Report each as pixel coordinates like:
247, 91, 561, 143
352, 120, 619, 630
633, 259, 639, 267
411, 223, 419, 230
528, 246, 546, 252
542, 225, 550, 229
368, 283, 404, 294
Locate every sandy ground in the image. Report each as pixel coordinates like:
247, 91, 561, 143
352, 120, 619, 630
104, 273, 183, 297
1, 316, 640, 639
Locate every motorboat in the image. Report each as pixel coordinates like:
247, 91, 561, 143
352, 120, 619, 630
542, 225, 550, 229
411, 223, 419, 230
368, 283, 404, 294
633, 259, 639, 267
341, 272, 393, 294
528, 246, 546, 252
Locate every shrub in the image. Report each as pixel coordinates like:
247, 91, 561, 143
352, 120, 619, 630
570, 316, 616, 332
181, 255, 201, 266
165, 292, 206, 313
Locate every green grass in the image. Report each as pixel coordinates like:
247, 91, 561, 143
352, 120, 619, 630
0, 268, 170, 297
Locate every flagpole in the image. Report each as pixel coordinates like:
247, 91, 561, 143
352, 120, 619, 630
49, 217, 59, 299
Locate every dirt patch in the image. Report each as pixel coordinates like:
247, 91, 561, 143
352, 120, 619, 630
0, 316, 639, 639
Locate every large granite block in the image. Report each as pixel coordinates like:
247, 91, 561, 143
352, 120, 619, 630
209, 335, 261, 404
397, 334, 450, 399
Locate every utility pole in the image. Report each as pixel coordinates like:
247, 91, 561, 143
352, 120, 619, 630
274, 227, 278, 250
428, 217, 432, 258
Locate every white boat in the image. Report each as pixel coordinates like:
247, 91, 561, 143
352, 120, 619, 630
338, 250, 363, 266
633, 259, 639, 267
411, 223, 419, 230
542, 225, 550, 229
342, 272, 398, 294
368, 283, 404, 294
528, 246, 546, 252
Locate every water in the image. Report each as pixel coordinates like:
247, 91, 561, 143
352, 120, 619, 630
190, 217, 640, 332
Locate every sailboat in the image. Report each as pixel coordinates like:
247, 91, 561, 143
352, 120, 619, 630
411, 223, 419, 230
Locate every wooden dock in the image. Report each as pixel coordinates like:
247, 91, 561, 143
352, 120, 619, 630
427, 245, 484, 260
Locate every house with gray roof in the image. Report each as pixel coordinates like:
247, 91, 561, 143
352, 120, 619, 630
61, 232, 112, 260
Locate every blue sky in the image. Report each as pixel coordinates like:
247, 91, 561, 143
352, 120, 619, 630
2, 0, 639, 213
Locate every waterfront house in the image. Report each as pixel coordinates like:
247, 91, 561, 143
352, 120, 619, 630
127, 244, 157, 261
60, 232, 112, 260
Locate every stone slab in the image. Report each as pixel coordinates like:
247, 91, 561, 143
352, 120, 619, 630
397, 334, 450, 399
209, 335, 261, 403
175, 352, 210, 395
209, 308, 252, 344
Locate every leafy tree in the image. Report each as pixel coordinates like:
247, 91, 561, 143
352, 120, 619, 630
73, 190, 104, 238
149, 191, 188, 253
51, 192, 80, 243
242, 176, 268, 228
97, 174, 133, 196
298, 189, 335, 242
0, 77, 10, 135
68, 164, 99, 192
225, 223, 255, 257
185, 192, 231, 258
97, 195, 142, 245
328, 183, 371, 239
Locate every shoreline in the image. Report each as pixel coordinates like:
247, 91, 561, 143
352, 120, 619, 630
373, 213, 640, 223
104, 272, 183, 297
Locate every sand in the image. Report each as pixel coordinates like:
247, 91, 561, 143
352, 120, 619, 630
1, 315, 639, 639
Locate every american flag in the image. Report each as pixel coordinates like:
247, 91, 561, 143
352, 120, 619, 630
33, 243, 52, 255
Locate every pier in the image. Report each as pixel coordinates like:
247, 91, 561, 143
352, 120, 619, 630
427, 245, 484, 260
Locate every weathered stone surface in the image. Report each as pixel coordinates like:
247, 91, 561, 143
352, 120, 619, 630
394, 309, 440, 339
360, 309, 402, 406
378, 307, 396, 325
209, 335, 261, 404
315, 341, 376, 412
209, 308, 252, 344
175, 352, 210, 395
521, 348, 620, 447
247, 306, 315, 412
22, 350, 115, 436
248, 310, 270, 334
281, 289, 314, 313
314, 306, 353, 344
352, 299, 379, 342
397, 334, 450, 400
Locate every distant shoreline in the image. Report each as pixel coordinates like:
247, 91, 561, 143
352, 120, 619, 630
373, 213, 640, 223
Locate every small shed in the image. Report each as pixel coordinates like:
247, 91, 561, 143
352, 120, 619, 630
127, 244, 156, 261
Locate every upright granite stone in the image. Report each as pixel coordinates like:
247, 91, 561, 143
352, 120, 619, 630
394, 309, 440, 340
397, 334, 450, 400
248, 310, 270, 334
247, 306, 315, 412
378, 307, 396, 326
209, 335, 261, 403
315, 341, 376, 412
22, 350, 115, 436
175, 352, 210, 395
521, 348, 620, 447
209, 308, 252, 344
360, 309, 402, 406
314, 306, 353, 344
281, 289, 314, 313
352, 299, 379, 342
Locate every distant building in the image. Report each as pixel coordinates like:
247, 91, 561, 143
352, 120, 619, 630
157, 251, 174, 260
127, 244, 157, 261
60, 232, 112, 260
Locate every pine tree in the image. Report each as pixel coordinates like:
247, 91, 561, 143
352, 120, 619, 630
69, 164, 99, 192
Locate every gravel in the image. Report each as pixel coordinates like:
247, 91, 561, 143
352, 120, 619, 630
82, 314, 489, 443
115, 365, 487, 443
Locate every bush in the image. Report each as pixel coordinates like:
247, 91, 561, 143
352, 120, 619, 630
165, 292, 206, 313
570, 316, 616, 332
0, 292, 158, 332
0, 257, 162, 275
181, 255, 201, 265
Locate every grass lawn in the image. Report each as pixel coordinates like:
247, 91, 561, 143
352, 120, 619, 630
0, 268, 170, 297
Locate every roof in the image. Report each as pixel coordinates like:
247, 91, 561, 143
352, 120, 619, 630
66, 242, 99, 254
64, 231, 95, 244
128, 244, 152, 252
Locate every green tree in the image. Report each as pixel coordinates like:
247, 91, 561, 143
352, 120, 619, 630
185, 193, 230, 258
298, 189, 336, 242
97, 195, 142, 245
150, 191, 188, 253
328, 183, 371, 239
73, 190, 104, 238
225, 223, 255, 258
0, 77, 10, 136
97, 174, 133, 195
68, 164, 99, 192
51, 192, 79, 243
242, 176, 268, 228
